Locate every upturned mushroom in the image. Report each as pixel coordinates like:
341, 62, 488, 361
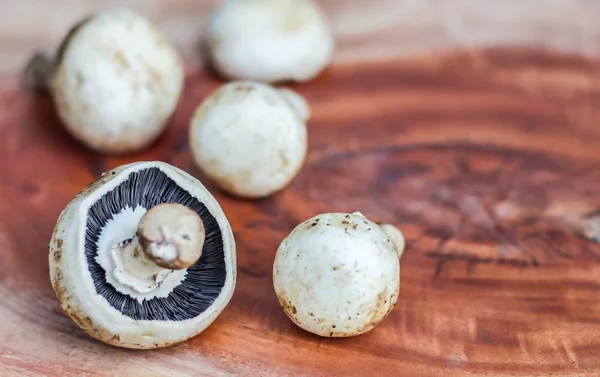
273, 212, 404, 337
189, 81, 308, 198
24, 7, 184, 154
49, 161, 236, 349
205, 0, 335, 83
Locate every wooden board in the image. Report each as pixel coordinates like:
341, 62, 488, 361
2, 2, 600, 376
1, 0, 600, 79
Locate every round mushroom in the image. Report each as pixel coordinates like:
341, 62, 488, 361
205, 0, 335, 83
273, 212, 405, 337
49, 161, 236, 349
189, 81, 308, 198
24, 7, 184, 154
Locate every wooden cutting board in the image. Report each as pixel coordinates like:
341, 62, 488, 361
1, 1, 600, 376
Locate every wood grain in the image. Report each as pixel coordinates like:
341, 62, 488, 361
0, 0, 599, 80
1, 46, 600, 376
2, 1, 600, 376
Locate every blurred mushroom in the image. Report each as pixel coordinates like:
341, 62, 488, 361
273, 212, 404, 337
189, 81, 308, 198
49, 161, 236, 349
24, 7, 184, 154
205, 0, 334, 83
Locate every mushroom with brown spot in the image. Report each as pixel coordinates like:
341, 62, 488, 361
24, 7, 184, 154
49, 161, 236, 349
273, 211, 405, 337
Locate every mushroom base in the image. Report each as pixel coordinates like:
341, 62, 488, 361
112, 237, 173, 294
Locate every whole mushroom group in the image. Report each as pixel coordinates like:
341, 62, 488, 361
31, 0, 407, 350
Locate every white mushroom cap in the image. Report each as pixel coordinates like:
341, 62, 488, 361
189, 81, 308, 198
49, 161, 236, 349
206, 0, 335, 83
273, 212, 402, 337
46, 8, 184, 154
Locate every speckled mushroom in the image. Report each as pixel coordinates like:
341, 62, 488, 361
49, 161, 236, 349
273, 212, 405, 337
189, 81, 308, 198
205, 0, 335, 83
24, 7, 184, 154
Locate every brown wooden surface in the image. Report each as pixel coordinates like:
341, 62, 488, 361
3, 2, 600, 377
2, 47, 600, 377
1, 0, 600, 80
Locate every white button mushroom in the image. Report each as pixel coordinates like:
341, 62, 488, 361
49, 161, 236, 349
189, 81, 308, 198
205, 0, 335, 83
24, 8, 184, 154
273, 212, 405, 337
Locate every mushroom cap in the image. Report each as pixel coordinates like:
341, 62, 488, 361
49, 161, 236, 349
273, 212, 400, 337
206, 0, 334, 83
189, 81, 308, 198
50, 7, 184, 154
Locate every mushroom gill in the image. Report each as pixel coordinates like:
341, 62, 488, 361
85, 167, 227, 320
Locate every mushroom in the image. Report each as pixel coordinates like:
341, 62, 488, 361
189, 81, 308, 198
272, 212, 405, 337
24, 7, 184, 154
49, 161, 236, 349
205, 0, 335, 83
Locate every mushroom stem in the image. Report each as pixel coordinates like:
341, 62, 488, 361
351, 212, 405, 259
278, 88, 310, 122
23, 52, 55, 92
554, 213, 600, 243
137, 203, 206, 270
582, 217, 600, 243
110, 203, 204, 294
112, 238, 171, 293
378, 224, 405, 259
